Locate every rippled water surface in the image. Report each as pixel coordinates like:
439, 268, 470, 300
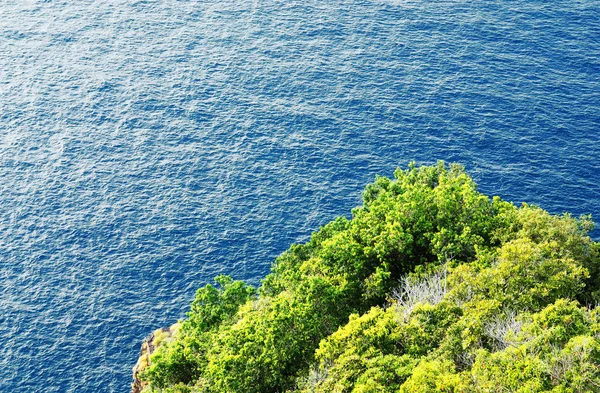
1, 1, 599, 391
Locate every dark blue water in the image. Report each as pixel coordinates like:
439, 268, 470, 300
1, 1, 599, 391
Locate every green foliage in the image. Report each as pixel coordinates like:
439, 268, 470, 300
399, 359, 461, 393
142, 276, 255, 388
205, 278, 348, 393
139, 162, 600, 393
467, 300, 600, 392
185, 275, 257, 334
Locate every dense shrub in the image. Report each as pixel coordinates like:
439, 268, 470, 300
139, 162, 599, 393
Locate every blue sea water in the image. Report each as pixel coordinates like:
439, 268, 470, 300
0, 0, 599, 391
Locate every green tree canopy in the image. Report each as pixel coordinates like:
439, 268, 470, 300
138, 162, 599, 393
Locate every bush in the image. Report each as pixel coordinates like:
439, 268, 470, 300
139, 162, 599, 393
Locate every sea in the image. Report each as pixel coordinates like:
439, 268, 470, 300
1, 0, 599, 391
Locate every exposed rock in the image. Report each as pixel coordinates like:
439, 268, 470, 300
132, 324, 179, 393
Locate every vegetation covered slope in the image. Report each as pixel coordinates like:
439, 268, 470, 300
137, 162, 600, 393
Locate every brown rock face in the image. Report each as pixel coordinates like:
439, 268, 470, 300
131, 327, 172, 393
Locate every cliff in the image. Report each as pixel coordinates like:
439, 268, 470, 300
132, 324, 178, 393
133, 162, 600, 393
